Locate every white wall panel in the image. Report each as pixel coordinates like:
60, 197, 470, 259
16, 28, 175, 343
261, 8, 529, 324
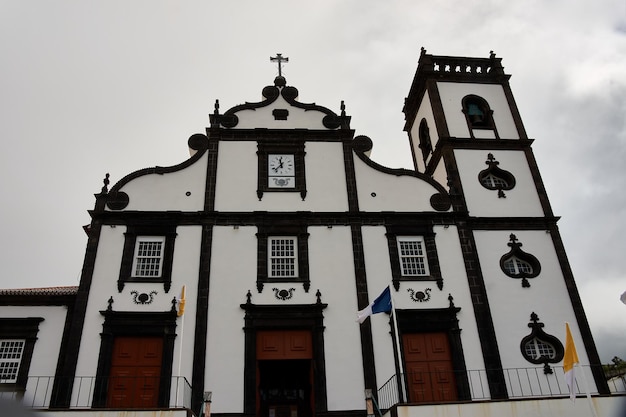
112, 153, 208, 212
355, 158, 447, 212
455, 149, 544, 217
473, 230, 596, 391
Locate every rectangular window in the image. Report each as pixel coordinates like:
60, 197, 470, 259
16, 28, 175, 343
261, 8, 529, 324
132, 237, 165, 278
0, 339, 25, 383
269, 237, 298, 278
397, 237, 429, 276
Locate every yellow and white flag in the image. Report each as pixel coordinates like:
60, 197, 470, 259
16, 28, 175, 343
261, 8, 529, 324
564, 322, 579, 401
178, 285, 186, 317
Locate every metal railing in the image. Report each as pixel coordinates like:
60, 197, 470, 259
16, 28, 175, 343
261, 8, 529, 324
0, 376, 192, 409
377, 365, 626, 410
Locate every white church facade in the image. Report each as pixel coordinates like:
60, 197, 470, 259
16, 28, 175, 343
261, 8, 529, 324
0, 50, 621, 417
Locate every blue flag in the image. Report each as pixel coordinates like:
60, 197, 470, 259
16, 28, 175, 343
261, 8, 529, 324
357, 286, 392, 323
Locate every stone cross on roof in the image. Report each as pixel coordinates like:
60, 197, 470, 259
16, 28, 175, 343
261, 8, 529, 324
270, 53, 289, 77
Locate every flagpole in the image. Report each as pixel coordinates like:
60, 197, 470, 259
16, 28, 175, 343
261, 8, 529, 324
177, 285, 187, 400
388, 284, 406, 403
577, 362, 598, 417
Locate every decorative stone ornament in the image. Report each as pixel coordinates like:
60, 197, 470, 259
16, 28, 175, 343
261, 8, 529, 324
407, 288, 431, 302
478, 153, 516, 198
272, 288, 295, 301
500, 234, 541, 287
520, 312, 564, 374
130, 290, 157, 305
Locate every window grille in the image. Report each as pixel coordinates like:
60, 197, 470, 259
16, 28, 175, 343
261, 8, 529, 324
398, 237, 429, 276
0, 340, 24, 383
503, 256, 533, 275
132, 237, 165, 277
269, 237, 297, 278
481, 173, 509, 188
524, 337, 557, 360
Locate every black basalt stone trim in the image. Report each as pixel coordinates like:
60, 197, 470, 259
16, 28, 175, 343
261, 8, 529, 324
105, 134, 209, 211
455, 221, 507, 399
272, 109, 289, 120
210, 83, 350, 130
211, 86, 280, 128
350, 223, 378, 401
280, 86, 351, 130
343, 139, 360, 213
50, 218, 104, 408
191, 225, 214, 412
204, 136, 219, 212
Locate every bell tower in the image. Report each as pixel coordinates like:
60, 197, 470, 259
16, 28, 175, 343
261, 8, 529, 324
401, 48, 609, 397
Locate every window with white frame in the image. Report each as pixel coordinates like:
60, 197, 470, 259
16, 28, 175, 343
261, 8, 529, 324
0, 339, 25, 383
502, 255, 533, 275
397, 237, 430, 276
523, 337, 557, 361
132, 237, 165, 278
269, 237, 298, 278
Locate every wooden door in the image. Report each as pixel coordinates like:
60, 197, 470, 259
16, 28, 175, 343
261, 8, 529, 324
402, 332, 457, 403
257, 330, 314, 417
107, 336, 163, 408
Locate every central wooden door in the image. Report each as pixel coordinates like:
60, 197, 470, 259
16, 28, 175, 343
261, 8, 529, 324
402, 332, 457, 403
107, 336, 163, 408
257, 330, 313, 417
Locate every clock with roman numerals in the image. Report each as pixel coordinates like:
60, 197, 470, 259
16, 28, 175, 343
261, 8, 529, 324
268, 154, 295, 188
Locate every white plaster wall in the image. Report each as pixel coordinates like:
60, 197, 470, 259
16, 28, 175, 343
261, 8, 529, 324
454, 149, 544, 217
205, 226, 255, 413
214, 141, 349, 212
473, 230, 598, 392
409, 90, 437, 173
229, 94, 334, 130
73, 225, 202, 402
111, 153, 208, 212
360, 226, 397, 387
307, 226, 364, 411
437, 82, 519, 140
206, 225, 367, 412
354, 157, 448, 212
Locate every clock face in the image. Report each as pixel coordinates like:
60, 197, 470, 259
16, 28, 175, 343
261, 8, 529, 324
268, 154, 295, 188
269, 154, 294, 175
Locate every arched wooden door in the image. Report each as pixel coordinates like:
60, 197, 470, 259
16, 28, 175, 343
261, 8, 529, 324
256, 330, 313, 417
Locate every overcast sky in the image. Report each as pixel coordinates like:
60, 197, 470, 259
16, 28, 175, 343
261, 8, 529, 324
1, 1, 624, 363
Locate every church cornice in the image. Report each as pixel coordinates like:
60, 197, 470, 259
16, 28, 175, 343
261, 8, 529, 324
209, 79, 351, 130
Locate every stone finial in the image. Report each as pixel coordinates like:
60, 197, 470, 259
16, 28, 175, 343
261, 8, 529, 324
101, 173, 110, 194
